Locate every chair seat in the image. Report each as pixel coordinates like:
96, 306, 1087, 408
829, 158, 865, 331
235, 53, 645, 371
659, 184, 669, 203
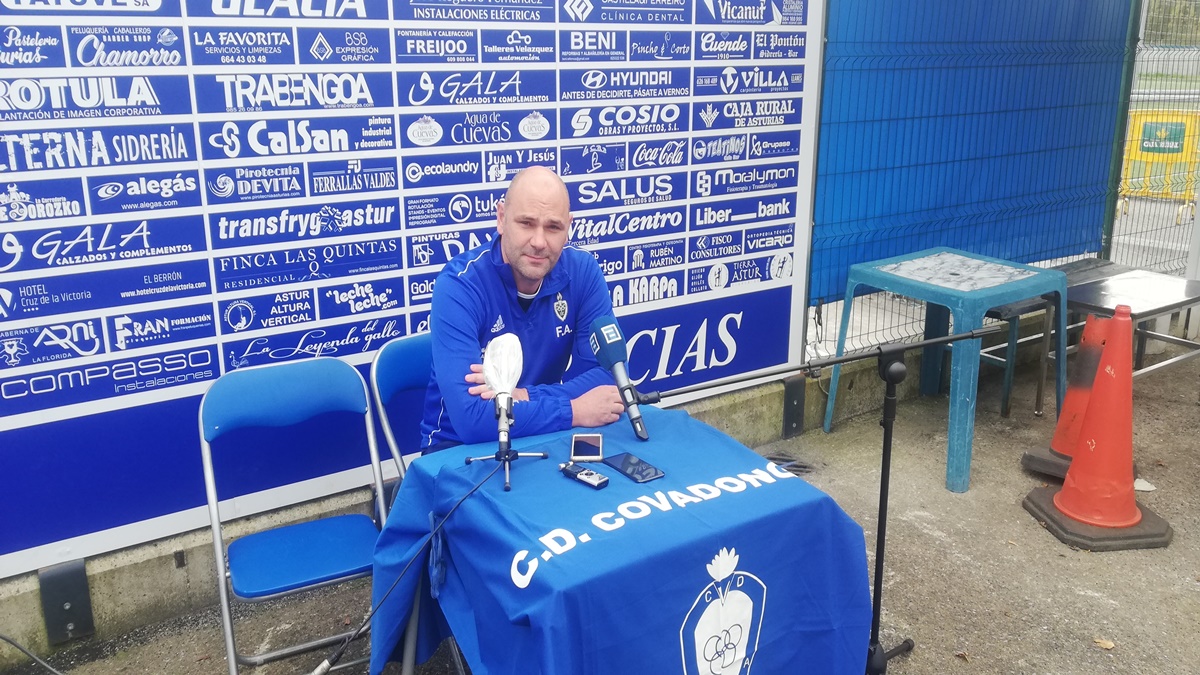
228, 514, 379, 599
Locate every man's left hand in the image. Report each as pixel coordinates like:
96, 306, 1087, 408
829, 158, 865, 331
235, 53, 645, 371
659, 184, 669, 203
465, 363, 529, 401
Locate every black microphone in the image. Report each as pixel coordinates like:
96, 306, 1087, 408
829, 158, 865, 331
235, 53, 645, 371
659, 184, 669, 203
589, 316, 649, 441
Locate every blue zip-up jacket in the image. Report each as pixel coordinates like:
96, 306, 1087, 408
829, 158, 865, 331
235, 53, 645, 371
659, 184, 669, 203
419, 236, 616, 449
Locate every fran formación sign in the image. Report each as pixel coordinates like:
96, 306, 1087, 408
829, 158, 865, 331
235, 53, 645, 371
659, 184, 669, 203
0, 0, 825, 577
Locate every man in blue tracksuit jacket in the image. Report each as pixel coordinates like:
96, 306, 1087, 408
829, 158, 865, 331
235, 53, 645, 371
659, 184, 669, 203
419, 166, 624, 450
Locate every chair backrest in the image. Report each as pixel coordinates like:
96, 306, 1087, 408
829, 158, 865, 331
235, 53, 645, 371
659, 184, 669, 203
198, 357, 388, 523
370, 332, 433, 478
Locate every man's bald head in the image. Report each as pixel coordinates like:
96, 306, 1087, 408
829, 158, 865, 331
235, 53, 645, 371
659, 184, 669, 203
496, 166, 573, 295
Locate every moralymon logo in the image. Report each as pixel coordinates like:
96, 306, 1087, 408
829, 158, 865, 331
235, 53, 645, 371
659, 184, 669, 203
680, 548, 765, 675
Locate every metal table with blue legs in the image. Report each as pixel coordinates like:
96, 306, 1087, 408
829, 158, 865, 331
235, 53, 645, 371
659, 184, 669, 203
822, 247, 1069, 492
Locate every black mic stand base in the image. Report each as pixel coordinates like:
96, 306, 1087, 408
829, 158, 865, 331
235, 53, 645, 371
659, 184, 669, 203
867, 639, 915, 674
464, 442, 549, 491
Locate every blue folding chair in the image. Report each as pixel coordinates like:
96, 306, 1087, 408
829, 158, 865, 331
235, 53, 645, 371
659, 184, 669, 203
370, 331, 434, 480
370, 332, 467, 675
198, 357, 389, 675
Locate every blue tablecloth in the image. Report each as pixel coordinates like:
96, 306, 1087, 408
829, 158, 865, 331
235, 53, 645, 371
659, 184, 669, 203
370, 407, 871, 675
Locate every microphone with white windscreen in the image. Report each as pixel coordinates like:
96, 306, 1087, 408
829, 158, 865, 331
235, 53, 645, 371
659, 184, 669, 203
465, 332, 548, 490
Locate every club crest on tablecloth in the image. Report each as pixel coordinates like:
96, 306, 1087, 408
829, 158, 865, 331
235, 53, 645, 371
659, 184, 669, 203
679, 548, 766, 675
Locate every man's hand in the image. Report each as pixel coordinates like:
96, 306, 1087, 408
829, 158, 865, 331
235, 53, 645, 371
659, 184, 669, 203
570, 385, 624, 428
465, 363, 528, 401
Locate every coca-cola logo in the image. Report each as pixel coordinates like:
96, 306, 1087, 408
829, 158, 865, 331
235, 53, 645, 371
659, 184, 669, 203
630, 140, 687, 169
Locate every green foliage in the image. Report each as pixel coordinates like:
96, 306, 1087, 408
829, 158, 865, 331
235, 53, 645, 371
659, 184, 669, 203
1145, 0, 1200, 46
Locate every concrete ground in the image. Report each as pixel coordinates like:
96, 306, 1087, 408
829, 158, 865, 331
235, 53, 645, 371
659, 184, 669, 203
3, 345, 1198, 675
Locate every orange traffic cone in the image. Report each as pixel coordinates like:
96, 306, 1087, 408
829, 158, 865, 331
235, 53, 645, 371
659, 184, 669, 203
1022, 305, 1172, 551
1052, 306, 1138, 527
1022, 315, 1110, 477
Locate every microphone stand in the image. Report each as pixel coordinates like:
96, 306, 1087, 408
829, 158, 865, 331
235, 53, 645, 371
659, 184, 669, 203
802, 324, 1003, 674
464, 394, 548, 491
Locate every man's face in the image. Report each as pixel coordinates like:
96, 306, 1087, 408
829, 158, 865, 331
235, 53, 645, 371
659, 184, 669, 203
497, 172, 571, 295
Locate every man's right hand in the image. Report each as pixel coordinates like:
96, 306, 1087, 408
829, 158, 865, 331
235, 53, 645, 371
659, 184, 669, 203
570, 385, 625, 428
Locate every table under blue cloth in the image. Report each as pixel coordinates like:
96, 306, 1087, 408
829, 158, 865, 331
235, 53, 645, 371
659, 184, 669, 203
370, 406, 871, 675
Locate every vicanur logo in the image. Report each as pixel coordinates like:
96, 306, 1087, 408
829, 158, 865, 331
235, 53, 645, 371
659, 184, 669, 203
680, 548, 765, 675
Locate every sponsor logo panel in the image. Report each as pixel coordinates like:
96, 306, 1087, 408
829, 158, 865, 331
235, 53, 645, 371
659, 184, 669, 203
0, 122, 194, 173
185, 0, 378, 19
0, 260, 211, 322
319, 279, 403, 319
212, 238, 402, 293
627, 237, 685, 272
0, 0, 180, 15
218, 288, 314, 331
309, 156, 397, 197
394, 28, 478, 64
219, 289, 316, 333
206, 162, 306, 204
629, 30, 692, 61
754, 30, 806, 59
407, 227, 494, 268
410, 309, 430, 333
692, 98, 800, 131
0, 215, 206, 273
188, 26, 295, 66
697, 0, 806, 25
694, 64, 803, 97
298, 27, 388, 64
561, 103, 689, 139
67, 25, 184, 68
569, 172, 687, 210
560, 66, 690, 101
628, 138, 688, 170
688, 254, 792, 294
89, 169, 201, 214
406, 270, 438, 304
0, 345, 218, 416
194, 71, 393, 113
108, 303, 215, 351
404, 187, 504, 229
1, 25, 67, 68
402, 109, 554, 149
688, 229, 744, 263
394, 0, 554, 23
745, 223, 796, 253
0, 318, 105, 368
201, 114, 395, 160
0, 74, 192, 121
691, 133, 747, 164
402, 151, 482, 189
560, 142, 625, 177
224, 315, 403, 370
483, 146, 556, 183
694, 30, 751, 60
558, 30, 625, 62
400, 68, 553, 107
587, 244, 625, 277
748, 129, 800, 158
209, 197, 398, 249
560, 0, 691, 24
608, 270, 684, 308
480, 29, 554, 63
692, 161, 798, 198
692, 193, 795, 230
0, 178, 85, 224
569, 204, 686, 246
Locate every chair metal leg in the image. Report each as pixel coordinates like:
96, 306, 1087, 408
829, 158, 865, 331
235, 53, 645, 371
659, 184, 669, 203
1000, 319, 1019, 417
1034, 302, 1054, 417
449, 637, 468, 675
